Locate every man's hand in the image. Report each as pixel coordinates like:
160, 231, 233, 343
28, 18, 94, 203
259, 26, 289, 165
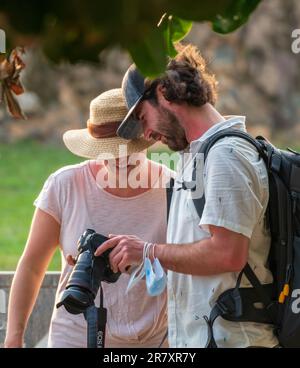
94, 234, 145, 273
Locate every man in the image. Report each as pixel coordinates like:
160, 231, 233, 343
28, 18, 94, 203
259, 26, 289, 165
96, 44, 279, 347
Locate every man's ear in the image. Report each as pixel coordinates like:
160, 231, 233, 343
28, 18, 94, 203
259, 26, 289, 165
156, 85, 171, 107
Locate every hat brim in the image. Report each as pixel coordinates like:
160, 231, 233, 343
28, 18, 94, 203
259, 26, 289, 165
117, 95, 144, 139
63, 128, 154, 160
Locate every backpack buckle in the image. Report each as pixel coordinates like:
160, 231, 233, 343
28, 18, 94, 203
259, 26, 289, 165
216, 300, 229, 315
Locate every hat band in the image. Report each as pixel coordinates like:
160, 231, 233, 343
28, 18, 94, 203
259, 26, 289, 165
87, 120, 121, 138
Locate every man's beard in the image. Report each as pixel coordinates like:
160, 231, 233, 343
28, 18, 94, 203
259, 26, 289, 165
154, 105, 189, 152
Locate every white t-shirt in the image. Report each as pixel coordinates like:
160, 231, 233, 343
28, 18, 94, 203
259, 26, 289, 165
167, 116, 279, 348
34, 159, 174, 348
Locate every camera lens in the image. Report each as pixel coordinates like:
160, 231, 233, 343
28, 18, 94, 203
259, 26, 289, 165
56, 288, 92, 314
56, 230, 121, 314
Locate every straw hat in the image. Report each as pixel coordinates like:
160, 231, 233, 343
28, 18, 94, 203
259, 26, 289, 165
63, 88, 154, 159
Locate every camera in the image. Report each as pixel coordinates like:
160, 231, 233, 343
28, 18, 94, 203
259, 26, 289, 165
56, 229, 120, 314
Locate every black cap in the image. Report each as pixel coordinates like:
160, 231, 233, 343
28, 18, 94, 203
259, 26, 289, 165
117, 64, 146, 139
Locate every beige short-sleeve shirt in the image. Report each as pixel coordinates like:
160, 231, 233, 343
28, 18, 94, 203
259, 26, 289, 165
34, 160, 174, 348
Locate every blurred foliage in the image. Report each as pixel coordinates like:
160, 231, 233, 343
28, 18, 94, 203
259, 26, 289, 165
0, 0, 262, 76
0, 47, 26, 119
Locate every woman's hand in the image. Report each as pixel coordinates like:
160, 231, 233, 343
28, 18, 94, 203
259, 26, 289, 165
66, 254, 76, 266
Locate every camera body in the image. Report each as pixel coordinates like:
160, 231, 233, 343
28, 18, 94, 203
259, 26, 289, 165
56, 229, 120, 314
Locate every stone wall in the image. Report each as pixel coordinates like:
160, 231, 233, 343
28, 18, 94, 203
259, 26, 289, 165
0, 272, 60, 348
186, 0, 300, 144
0, 0, 299, 145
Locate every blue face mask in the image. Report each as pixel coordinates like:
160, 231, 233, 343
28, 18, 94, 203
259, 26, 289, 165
126, 241, 150, 294
144, 257, 167, 297
126, 242, 167, 296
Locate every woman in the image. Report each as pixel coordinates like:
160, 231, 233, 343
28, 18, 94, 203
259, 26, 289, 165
4, 88, 174, 348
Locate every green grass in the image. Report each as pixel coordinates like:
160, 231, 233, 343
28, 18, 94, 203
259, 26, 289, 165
0, 140, 175, 271
0, 140, 80, 271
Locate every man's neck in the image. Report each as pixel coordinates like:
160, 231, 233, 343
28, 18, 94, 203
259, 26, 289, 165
179, 103, 225, 143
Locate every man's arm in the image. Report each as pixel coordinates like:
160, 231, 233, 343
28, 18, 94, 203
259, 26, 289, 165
155, 225, 249, 275
95, 225, 249, 275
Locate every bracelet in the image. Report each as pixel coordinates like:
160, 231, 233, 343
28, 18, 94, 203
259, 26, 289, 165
152, 243, 157, 260
143, 242, 152, 261
143, 242, 158, 262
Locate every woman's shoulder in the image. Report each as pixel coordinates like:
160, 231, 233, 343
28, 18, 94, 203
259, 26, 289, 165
49, 160, 90, 184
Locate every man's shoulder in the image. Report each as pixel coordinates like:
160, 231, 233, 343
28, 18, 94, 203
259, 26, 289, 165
205, 135, 262, 166
200, 134, 268, 191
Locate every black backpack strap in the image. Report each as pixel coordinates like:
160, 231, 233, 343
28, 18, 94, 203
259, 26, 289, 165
166, 178, 175, 224
182, 129, 268, 219
199, 129, 268, 162
179, 156, 206, 218
204, 264, 277, 348
243, 263, 277, 322
204, 270, 244, 348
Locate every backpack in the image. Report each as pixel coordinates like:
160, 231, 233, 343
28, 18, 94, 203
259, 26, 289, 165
168, 128, 300, 348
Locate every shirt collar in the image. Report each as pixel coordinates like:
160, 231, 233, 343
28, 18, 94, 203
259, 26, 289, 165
189, 115, 246, 155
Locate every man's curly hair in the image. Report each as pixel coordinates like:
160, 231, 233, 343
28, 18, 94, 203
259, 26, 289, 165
145, 43, 218, 107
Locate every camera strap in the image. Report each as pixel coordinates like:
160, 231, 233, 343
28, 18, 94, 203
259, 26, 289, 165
97, 284, 107, 348
84, 284, 107, 348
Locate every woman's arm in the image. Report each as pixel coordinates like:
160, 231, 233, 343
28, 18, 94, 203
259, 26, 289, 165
4, 208, 60, 348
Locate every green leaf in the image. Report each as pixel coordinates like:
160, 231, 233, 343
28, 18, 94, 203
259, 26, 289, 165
212, 0, 262, 34
159, 14, 193, 58
127, 27, 167, 78
169, 16, 193, 42
168, 0, 233, 22
168, 0, 262, 34
159, 14, 177, 58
